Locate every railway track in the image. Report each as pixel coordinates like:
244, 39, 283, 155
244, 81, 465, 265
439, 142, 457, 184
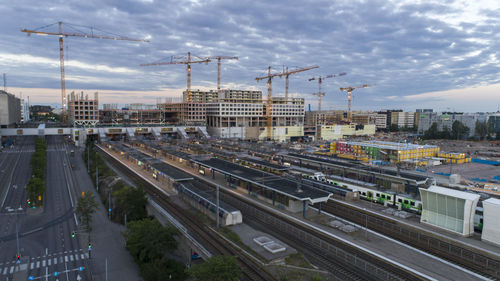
100, 149, 276, 281
322, 200, 500, 280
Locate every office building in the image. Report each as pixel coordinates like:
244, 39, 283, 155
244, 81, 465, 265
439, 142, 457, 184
0, 90, 21, 127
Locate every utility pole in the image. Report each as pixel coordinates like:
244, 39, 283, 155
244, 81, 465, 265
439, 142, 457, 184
96, 165, 99, 192
216, 185, 220, 228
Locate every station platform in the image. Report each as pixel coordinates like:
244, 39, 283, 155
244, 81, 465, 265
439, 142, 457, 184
150, 149, 491, 281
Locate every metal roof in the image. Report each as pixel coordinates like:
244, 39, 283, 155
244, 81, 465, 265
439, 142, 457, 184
193, 157, 331, 203
427, 186, 480, 201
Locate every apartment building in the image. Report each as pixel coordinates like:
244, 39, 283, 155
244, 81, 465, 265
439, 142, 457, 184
20, 98, 30, 123
375, 113, 388, 130
183, 89, 262, 103
417, 112, 486, 137
206, 97, 305, 141
391, 111, 415, 129
68, 91, 99, 127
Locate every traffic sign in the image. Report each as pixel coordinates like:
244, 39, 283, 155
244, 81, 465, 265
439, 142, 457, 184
108, 208, 112, 212
53, 271, 60, 277
28, 276, 34, 280
78, 266, 85, 271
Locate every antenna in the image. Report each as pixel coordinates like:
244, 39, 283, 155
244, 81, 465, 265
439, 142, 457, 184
3, 73, 6, 92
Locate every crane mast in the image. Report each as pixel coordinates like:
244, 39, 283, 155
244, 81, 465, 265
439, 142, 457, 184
308, 72, 346, 113
21, 21, 149, 123
206, 56, 238, 91
339, 84, 374, 123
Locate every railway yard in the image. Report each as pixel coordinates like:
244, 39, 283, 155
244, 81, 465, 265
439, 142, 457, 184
93, 137, 499, 281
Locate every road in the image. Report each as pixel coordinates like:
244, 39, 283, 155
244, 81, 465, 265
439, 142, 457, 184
0, 136, 90, 281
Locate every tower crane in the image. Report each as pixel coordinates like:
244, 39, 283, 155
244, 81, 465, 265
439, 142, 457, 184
282, 65, 319, 100
141, 52, 210, 102
308, 72, 346, 112
206, 56, 238, 91
21, 21, 149, 123
339, 84, 375, 123
255, 65, 318, 140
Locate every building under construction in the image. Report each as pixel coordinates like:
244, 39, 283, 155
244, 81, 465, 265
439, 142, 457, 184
68, 91, 99, 127
99, 103, 165, 126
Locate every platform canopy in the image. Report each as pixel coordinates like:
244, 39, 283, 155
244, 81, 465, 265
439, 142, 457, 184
482, 198, 500, 246
419, 186, 479, 237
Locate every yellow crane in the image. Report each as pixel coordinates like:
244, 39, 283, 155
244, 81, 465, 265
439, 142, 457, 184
206, 56, 238, 91
308, 72, 346, 112
256, 65, 318, 140
339, 84, 374, 123
21, 21, 149, 122
141, 52, 210, 102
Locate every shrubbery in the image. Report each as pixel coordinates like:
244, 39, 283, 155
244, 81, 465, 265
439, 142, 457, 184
27, 137, 47, 206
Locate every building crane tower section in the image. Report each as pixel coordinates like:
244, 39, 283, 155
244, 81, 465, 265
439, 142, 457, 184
141, 52, 210, 102
206, 56, 238, 91
308, 72, 346, 112
256, 65, 318, 140
282, 65, 319, 100
339, 84, 374, 123
21, 21, 149, 123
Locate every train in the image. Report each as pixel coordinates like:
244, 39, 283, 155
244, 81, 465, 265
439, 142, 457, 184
290, 168, 485, 231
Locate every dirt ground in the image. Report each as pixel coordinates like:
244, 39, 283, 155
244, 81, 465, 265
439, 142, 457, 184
430, 162, 500, 182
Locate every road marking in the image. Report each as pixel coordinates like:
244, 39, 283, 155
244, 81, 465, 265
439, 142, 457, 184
9, 266, 14, 274
70, 255, 74, 262
30, 262, 34, 269
36, 261, 39, 268
54, 258, 57, 265
3, 267, 7, 274
81, 254, 85, 260
20, 264, 27, 271
75, 254, 79, 261
48, 259, 51, 266
64, 256, 68, 262
42, 260, 46, 267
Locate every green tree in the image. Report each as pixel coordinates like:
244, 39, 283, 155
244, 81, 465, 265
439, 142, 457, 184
124, 218, 178, 264
475, 120, 488, 140
114, 185, 148, 223
440, 125, 452, 139
424, 122, 439, 139
140, 258, 187, 281
76, 192, 98, 232
389, 123, 399, 132
26, 177, 45, 205
452, 120, 470, 140
189, 255, 241, 281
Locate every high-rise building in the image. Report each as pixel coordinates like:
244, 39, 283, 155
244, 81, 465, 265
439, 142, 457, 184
20, 98, 30, 124
0, 90, 21, 127
417, 112, 486, 137
390, 111, 415, 129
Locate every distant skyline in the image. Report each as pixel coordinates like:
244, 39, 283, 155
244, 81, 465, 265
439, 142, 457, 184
1, 0, 500, 112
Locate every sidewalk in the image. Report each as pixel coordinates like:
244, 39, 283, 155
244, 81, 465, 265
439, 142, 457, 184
72, 146, 141, 281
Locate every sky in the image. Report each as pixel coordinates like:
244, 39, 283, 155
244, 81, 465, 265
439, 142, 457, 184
1, 0, 499, 112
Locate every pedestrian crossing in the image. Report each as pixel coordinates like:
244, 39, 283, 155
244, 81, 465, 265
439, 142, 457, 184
0, 249, 88, 275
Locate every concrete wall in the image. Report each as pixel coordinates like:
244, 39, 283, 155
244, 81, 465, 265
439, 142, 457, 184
0, 91, 21, 127
481, 198, 500, 246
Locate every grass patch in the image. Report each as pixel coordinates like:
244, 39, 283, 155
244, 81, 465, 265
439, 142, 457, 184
219, 227, 242, 244
285, 253, 313, 269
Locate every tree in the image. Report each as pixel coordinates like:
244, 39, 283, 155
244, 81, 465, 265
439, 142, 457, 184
189, 255, 241, 281
76, 193, 98, 232
26, 177, 45, 205
452, 120, 470, 140
124, 218, 178, 264
140, 258, 187, 281
114, 185, 148, 222
389, 124, 399, 132
424, 122, 439, 139
475, 120, 488, 140
440, 125, 451, 139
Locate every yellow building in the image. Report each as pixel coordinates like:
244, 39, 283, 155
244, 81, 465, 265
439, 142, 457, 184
317, 124, 376, 141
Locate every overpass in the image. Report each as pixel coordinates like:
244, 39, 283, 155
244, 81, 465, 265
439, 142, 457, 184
0, 125, 210, 146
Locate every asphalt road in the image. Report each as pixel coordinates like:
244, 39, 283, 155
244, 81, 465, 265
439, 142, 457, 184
0, 136, 90, 281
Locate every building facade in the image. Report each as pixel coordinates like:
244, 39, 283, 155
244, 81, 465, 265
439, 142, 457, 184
316, 124, 376, 141
417, 112, 485, 137
391, 111, 415, 129
68, 91, 99, 127
375, 113, 388, 130
0, 90, 21, 127
100, 104, 164, 126
206, 97, 305, 141
20, 98, 30, 124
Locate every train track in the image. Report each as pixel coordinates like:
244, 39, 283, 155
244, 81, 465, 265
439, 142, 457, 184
322, 200, 500, 280
100, 149, 276, 281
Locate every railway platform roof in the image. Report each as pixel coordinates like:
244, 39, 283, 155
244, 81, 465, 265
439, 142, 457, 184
285, 153, 429, 183
193, 157, 332, 204
240, 157, 289, 171
151, 161, 194, 182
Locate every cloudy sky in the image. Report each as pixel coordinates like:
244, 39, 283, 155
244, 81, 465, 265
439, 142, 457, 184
1, 0, 499, 112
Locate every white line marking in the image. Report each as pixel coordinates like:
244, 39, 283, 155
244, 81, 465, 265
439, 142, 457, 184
80, 254, 85, 260
3, 267, 7, 274
36, 261, 40, 268
64, 256, 68, 263
9, 266, 14, 274
54, 258, 57, 265
48, 259, 51, 266
70, 255, 73, 262
30, 262, 34, 269
75, 254, 79, 261
42, 260, 46, 267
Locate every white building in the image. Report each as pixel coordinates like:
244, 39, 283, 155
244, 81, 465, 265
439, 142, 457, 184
0, 90, 21, 127
481, 198, 500, 246
20, 98, 30, 123
375, 113, 388, 130
206, 97, 305, 141
391, 111, 415, 129
419, 186, 479, 237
